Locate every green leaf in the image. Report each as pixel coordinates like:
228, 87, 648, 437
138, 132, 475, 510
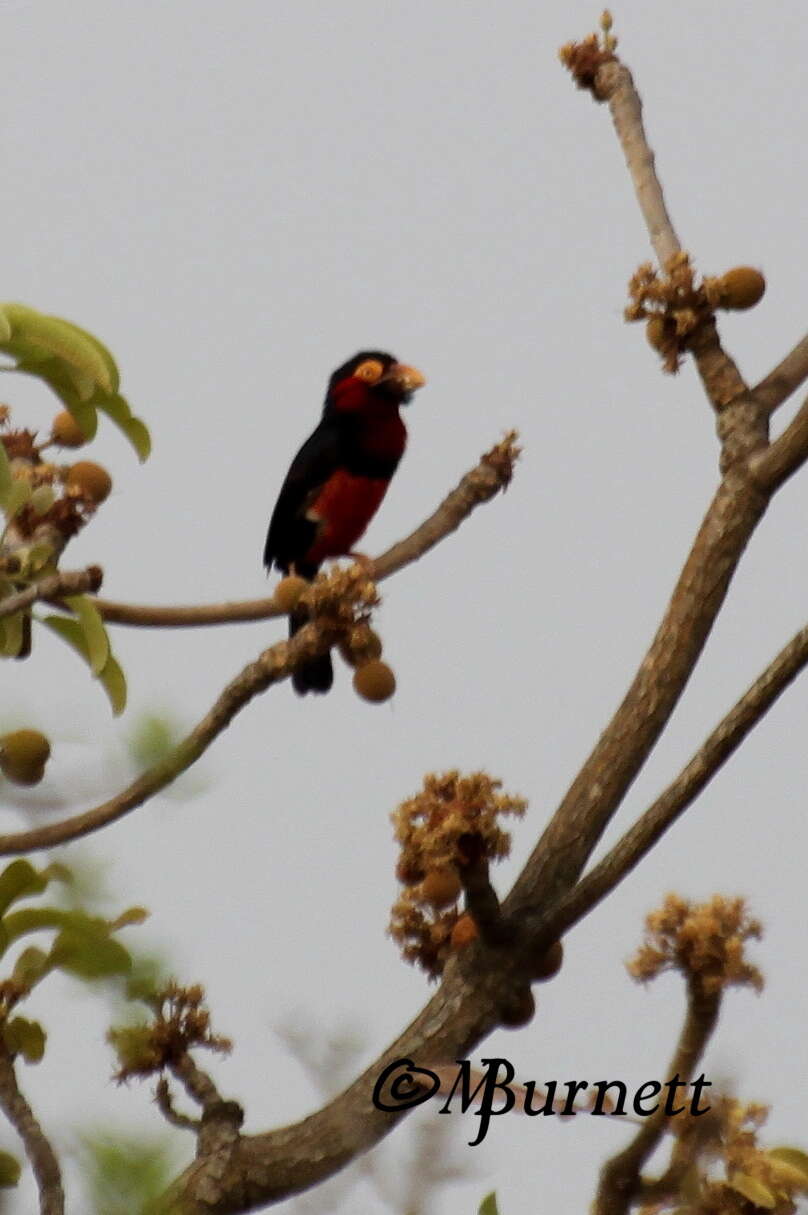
0, 308, 12, 342
3, 1016, 46, 1063
728, 1172, 776, 1208
3, 906, 71, 943
51, 925, 132, 980
15, 356, 99, 438
81, 1131, 178, 1215
0, 611, 26, 658
119, 413, 151, 461
61, 320, 120, 392
99, 653, 127, 716
0, 859, 49, 915
0, 1150, 21, 1188
64, 594, 109, 675
0, 304, 113, 393
1, 477, 31, 521
129, 714, 180, 768
95, 393, 151, 461
12, 945, 51, 986
40, 614, 127, 714
479, 1194, 500, 1215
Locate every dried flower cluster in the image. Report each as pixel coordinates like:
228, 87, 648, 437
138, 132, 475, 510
628, 894, 763, 996
627, 255, 766, 374
559, 12, 618, 96
109, 983, 231, 1082
389, 771, 526, 977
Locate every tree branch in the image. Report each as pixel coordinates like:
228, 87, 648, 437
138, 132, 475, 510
154, 37, 808, 1215
87, 433, 519, 629
595, 979, 720, 1214
752, 330, 808, 415
594, 57, 749, 420
0, 625, 321, 855
0, 566, 103, 621
0, 1049, 63, 1215
748, 387, 808, 491
504, 468, 767, 919
0, 436, 518, 856
550, 621, 808, 937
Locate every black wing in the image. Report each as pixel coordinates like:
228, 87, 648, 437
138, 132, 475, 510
263, 416, 343, 576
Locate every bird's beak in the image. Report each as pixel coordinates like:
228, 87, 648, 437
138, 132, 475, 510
380, 363, 426, 401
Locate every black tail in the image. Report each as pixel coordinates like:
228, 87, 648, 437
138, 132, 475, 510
289, 606, 333, 695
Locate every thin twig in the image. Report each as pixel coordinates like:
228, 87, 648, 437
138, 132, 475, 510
752, 330, 808, 415
595, 980, 720, 1214
748, 388, 808, 491
0, 1049, 63, 1215
595, 59, 681, 266
155, 1078, 199, 1133
169, 1054, 223, 1117
87, 433, 519, 629
549, 621, 808, 937
0, 566, 103, 621
0, 627, 311, 854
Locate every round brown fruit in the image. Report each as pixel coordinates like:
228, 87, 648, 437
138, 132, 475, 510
0, 729, 51, 786
66, 461, 112, 503
499, 987, 536, 1029
353, 659, 396, 703
273, 575, 308, 614
645, 314, 668, 351
51, 411, 87, 448
450, 913, 478, 950
420, 867, 462, 908
530, 940, 564, 981
717, 267, 765, 310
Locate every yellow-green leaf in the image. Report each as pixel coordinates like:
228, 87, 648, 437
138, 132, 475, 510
120, 414, 151, 461
99, 653, 127, 716
0, 859, 48, 915
0, 308, 12, 342
769, 1148, 808, 1177
15, 356, 99, 438
0, 611, 26, 658
3, 1016, 46, 1063
3, 907, 70, 942
1, 478, 31, 521
0, 1150, 21, 1187
0, 304, 112, 393
51, 926, 132, 980
728, 1172, 776, 1208
40, 614, 126, 714
12, 945, 51, 986
95, 393, 151, 461
64, 594, 109, 675
479, 1194, 500, 1215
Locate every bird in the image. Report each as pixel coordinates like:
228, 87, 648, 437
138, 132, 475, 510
264, 351, 426, 694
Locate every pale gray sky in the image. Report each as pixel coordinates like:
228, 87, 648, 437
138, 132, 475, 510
2, 1, 807, 1211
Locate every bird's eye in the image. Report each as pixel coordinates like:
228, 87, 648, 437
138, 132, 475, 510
353, 359, 385, 384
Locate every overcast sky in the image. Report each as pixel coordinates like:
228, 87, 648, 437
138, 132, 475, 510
2, 1, 808, 1211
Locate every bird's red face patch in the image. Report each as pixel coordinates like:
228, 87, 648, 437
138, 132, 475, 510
304, 470, 391, 564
